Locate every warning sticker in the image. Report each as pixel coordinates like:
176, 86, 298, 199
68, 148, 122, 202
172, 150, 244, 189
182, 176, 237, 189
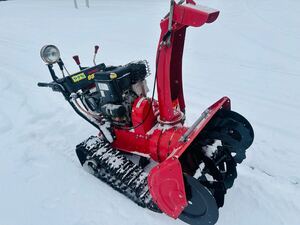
71, 73, 86, 83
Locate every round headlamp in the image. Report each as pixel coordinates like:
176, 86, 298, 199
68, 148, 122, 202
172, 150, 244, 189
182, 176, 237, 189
40, 45, 61, 64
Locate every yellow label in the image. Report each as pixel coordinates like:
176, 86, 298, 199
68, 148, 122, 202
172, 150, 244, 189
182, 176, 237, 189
71, 73, 86, 83
110, 73, 118, 79
88, 73, 95, 81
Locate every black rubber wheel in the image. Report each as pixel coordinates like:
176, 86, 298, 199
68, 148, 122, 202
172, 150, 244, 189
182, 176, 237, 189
179, 174, 219, 225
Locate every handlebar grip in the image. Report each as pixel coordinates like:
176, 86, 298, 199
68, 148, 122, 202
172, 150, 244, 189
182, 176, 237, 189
37, 82, 51, 87
37, 82, 64, 94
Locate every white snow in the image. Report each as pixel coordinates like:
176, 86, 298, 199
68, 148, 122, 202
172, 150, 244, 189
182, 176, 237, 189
202, 140, 222, 158
0, 0, 300, 225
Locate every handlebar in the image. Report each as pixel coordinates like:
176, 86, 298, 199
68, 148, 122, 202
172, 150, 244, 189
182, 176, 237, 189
38, 63, 106, 96
37, 82, 52, 88
37, 81, 65, 94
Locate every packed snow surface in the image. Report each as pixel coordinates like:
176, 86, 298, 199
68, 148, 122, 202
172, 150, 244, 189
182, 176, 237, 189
0, 0, 300, 225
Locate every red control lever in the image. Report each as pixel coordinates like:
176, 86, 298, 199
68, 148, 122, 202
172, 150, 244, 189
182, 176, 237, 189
73, 55, 81, 66
73, 55, 83, 70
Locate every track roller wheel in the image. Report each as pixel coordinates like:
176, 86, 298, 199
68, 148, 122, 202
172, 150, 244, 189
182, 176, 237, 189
83, 159, 98, 175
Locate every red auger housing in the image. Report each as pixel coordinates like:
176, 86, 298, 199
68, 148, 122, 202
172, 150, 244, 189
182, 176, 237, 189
112, 1, 223, 218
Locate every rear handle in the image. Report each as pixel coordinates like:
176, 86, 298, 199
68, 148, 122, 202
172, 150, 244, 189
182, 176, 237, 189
37, 82, 65, 94
37, 82, 51, 87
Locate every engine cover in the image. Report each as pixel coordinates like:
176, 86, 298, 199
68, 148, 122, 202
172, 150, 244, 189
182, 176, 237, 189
94, 62, 148, 105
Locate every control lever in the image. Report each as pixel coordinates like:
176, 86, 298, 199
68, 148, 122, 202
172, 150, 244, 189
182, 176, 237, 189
73, 55, 83, 70
93, 45, 100, 66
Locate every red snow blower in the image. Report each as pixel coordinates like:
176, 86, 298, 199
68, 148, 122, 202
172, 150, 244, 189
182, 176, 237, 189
38, 1, 254, 224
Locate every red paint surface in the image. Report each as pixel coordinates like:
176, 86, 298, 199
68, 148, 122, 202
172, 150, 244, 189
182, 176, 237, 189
110, 1, 223, 219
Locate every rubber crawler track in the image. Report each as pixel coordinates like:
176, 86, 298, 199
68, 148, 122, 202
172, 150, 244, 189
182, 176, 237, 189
75, 136, 161, 213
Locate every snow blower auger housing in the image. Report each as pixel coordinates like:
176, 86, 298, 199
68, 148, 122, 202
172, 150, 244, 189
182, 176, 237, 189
38, 1, 254, 225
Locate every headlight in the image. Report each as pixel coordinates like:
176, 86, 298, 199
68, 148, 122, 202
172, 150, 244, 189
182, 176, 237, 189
40, 45, 61, 64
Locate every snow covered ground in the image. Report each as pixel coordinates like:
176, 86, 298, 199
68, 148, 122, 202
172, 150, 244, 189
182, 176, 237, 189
0, 0, 300, 225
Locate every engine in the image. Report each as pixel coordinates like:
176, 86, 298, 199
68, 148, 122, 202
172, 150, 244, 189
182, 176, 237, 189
83, 61, 150, 125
